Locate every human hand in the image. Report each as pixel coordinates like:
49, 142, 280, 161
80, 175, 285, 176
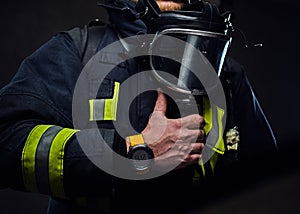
141, 89, 205, 170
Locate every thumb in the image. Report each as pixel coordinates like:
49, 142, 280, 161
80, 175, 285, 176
153, 89, 167, 114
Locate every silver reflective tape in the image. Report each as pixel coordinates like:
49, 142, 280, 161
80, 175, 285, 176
35, 126, 63, 194
93, 99, 105, 121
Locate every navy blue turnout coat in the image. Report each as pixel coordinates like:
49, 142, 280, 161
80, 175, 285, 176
0, 0, 277, 213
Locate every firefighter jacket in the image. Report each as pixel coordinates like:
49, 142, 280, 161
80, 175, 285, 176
0, 0, 277, 213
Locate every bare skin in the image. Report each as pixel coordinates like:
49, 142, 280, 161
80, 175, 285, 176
143, 90, 205, 169
132, 0, 184, 11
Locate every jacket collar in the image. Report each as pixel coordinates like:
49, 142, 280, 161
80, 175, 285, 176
97, 0, 147, 54
97, 0, 145, 21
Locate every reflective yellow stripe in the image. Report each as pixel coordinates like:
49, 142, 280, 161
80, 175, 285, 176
196, 98, 225, 178
89, 81, 120, 121
89, 99, 94, 121
129, 134, 144, 147
48, 128, 78, 198
22, 125, 53, 192
104, 82, 120, 120
207, 105, 225, 174
203, 97, 213, 134
199, 97, 212, 177
214, 107, 225, 155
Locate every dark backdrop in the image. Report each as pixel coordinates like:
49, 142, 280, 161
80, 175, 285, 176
0, 0, 299, 213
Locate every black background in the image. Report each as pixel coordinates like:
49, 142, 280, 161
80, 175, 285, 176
0, 0, 299, 213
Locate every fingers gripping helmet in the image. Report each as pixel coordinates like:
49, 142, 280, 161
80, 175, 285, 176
136, 0, 233, 94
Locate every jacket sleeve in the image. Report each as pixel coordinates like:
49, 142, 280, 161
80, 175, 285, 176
0, 33, 115, 199
232, 64, 278, 162
218, 58, 278, 176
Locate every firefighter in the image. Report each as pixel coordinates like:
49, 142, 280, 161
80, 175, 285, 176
0, 0, 277, 213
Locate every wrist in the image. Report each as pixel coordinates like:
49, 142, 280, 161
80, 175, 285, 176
125, 136, 130, 153
141, 130, 157, 157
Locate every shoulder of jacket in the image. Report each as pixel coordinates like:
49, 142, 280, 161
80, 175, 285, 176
223, 57, 245, 74
220, 56, 250, 95
62, 19, 108, 64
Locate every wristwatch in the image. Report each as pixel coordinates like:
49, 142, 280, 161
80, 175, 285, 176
127, 134, 154, 172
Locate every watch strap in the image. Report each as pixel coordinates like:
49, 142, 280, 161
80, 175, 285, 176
129, 134, 144, 147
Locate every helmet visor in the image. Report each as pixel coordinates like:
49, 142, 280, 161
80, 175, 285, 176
150, 29, 231, 92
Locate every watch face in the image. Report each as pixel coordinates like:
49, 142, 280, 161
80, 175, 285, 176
132, 149, 152, 171
128, 145, 154, 171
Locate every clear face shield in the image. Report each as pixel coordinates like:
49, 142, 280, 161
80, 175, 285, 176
149, 28, 232, 94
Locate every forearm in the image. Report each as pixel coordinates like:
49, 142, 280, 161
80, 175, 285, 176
0, 122, 115, 198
